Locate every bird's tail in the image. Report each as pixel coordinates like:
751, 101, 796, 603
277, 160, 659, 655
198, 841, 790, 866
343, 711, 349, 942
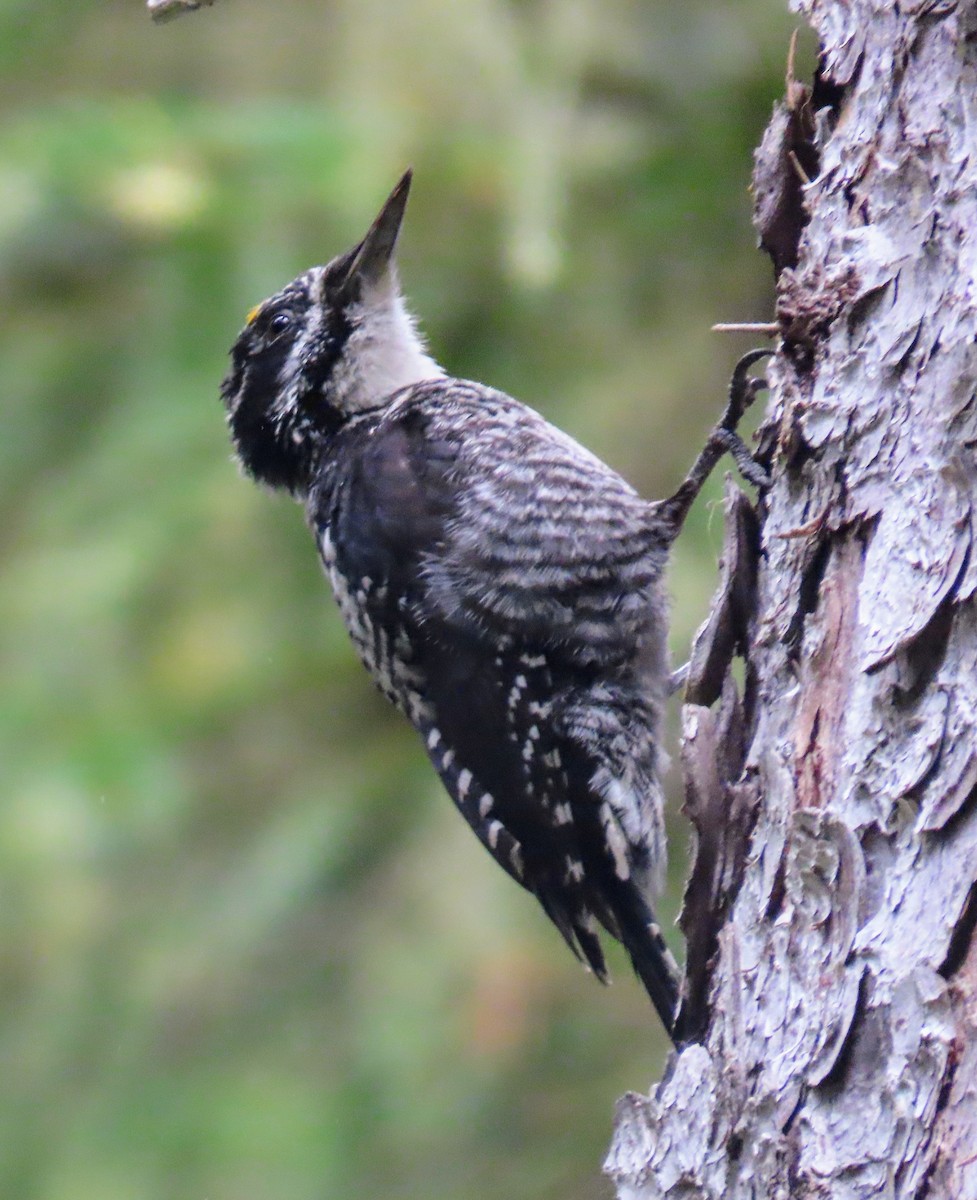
539, 870, 680, 1038
537, 887, 610, 983
610, 886, 681, 1040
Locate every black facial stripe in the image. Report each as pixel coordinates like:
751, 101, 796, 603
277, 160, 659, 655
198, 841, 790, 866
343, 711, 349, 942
294, 302, 353, 420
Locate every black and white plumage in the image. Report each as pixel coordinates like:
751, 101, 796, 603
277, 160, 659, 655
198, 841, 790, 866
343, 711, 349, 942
221, 171, 762, 1038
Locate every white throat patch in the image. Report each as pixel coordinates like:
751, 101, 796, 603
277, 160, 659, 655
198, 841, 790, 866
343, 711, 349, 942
332, 282, 444, 412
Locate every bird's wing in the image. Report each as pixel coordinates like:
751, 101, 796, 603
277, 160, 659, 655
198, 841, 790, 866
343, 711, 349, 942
419, 386, 668, 668
326, 382, 666, 669
320, 393, 669, 974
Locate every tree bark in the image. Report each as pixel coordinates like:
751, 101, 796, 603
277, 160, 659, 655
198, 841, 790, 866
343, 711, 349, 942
607, 2, 977, 1196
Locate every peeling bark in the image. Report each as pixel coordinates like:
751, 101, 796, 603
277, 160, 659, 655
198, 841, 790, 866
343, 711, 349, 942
608, 3, 977, 1196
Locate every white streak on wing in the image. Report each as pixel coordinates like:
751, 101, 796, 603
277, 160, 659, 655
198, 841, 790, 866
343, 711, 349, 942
600, 801, 631, 881
519, 653, 547, 668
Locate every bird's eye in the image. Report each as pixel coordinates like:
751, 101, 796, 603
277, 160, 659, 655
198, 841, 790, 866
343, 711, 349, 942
269, 312, 292, 334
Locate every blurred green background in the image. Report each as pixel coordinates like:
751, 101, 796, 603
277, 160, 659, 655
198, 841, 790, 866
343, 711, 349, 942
0, 1, 795, 1196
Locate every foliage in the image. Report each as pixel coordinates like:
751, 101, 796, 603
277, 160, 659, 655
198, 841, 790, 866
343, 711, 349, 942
0, 1, 792, 1196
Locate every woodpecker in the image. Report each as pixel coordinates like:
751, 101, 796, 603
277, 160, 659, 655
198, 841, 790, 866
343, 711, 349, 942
220, 170, 767, 1039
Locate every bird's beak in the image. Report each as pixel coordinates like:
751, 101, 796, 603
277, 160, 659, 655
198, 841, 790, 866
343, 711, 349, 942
340, 168, 413, 296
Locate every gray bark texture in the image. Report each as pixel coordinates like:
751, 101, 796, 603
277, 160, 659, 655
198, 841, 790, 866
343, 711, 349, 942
606, 2, 977, 1197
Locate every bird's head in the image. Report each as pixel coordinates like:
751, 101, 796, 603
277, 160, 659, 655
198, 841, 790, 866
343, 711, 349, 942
221, 169, 442, 497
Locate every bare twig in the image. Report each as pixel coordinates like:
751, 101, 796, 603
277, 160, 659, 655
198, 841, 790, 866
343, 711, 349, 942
148, 0, 217, 23
712, 322, 779, 334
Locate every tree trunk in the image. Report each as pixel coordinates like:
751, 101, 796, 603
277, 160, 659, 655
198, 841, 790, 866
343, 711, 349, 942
606, 3, 977, 1196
